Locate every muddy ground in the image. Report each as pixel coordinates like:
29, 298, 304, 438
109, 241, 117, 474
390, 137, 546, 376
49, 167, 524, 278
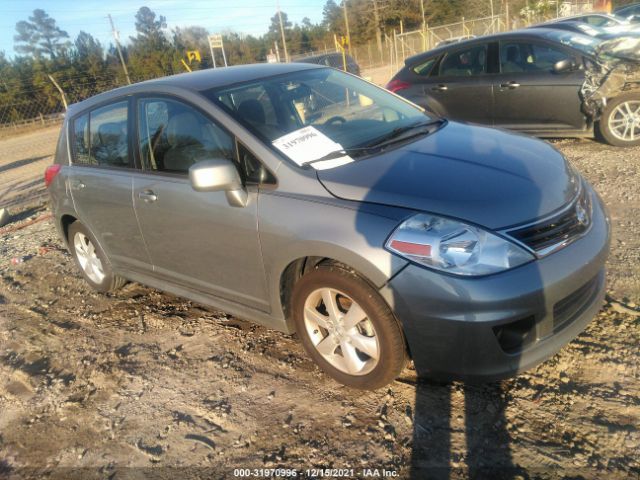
0, 133, 638, 479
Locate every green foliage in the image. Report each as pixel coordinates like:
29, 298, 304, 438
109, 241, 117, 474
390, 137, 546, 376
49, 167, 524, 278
14, 9, 71, 60
0, 1, 516, 124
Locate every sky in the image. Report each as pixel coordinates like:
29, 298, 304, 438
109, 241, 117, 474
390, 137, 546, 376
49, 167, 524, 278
0, 0, 328, 56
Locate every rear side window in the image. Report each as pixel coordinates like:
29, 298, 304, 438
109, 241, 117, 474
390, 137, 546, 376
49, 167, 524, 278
71, 101, 131, 168
89, 102, 130, 167
439, 45, 488, 77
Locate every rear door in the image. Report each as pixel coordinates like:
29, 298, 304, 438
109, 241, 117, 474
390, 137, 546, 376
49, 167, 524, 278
492, 39, 586, 131
419, 42, 494, 124
132, 96, 269, 311
69, 99, 151, 273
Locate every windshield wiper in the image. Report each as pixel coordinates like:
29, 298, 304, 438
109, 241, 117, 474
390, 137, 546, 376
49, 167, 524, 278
357, 119, 446, 151
301, 119, 446, 167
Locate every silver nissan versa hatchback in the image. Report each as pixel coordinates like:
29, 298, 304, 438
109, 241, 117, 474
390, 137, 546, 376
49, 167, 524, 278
46, 63, 610, 389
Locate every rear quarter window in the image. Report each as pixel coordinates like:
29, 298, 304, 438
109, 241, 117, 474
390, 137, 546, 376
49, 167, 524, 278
72, 113, 93, 165
411, 58, 437, 76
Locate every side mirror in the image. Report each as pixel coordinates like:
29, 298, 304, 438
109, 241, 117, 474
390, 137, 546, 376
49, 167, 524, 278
189, 159, 248, 207
553, 59, 577, 74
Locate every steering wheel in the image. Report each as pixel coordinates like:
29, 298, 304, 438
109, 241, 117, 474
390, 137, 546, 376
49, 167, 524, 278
324, 116, 347, 126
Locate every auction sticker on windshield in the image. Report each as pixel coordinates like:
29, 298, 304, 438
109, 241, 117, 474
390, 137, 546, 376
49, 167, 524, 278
272, 126, 354, 170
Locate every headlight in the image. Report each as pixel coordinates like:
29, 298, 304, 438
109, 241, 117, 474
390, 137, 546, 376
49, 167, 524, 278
385, 214, 534, 276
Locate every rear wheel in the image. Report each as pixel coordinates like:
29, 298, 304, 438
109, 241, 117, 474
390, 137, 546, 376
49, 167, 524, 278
291, 265, 407, 389
68, 221, 126, 292
596, 94, 640, 147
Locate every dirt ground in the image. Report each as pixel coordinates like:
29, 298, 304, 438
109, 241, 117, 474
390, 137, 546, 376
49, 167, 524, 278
0, 128, 638, 479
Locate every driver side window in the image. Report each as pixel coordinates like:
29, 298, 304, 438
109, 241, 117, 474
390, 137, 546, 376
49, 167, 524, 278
137, 98, 235, 174
500, 42, 571, 74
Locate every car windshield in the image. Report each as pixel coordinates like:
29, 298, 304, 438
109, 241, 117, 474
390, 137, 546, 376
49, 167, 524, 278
205, 68, 428, 165
542, 30, 602, 55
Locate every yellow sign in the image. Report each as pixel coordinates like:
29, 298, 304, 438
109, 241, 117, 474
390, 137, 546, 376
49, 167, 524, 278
186, 50, 201, 63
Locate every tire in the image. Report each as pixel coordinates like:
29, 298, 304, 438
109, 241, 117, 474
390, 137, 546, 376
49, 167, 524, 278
596, 93, 640, 147
68, 221, 126, 293
291, 265, 407, 390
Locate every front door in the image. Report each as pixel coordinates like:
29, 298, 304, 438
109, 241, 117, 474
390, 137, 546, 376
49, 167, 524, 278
69, 100, 151, 273
493, 40, 586, 132
132, 96, 269, 311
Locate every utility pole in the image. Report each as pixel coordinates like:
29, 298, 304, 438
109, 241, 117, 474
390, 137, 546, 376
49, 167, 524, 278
343, 0, 351, 54
420, 0, 426, 32
373, 0, 383, 55
277, 2, 290, 62
108, 14, 132, 85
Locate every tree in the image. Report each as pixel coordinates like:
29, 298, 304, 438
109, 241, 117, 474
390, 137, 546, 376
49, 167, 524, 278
128, 7, 176, 80
14, 9, 70, 60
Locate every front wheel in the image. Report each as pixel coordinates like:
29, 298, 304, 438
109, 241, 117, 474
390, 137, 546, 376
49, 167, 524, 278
596, 94, 640, 147
291, 265, 407, 389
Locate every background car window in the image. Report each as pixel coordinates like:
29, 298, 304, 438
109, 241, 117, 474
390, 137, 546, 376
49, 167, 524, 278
583, 15, 616, 27
500, 42, 570, 73
72, 113, 92, 165
138, 98, 235, 174
412, 58, 437, 76
89, 101, 130, 168
439, 45, 488, 77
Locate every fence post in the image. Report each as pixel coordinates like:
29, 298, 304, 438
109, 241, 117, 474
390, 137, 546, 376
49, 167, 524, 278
47, 74, 68, 110
39, 113, 44, 125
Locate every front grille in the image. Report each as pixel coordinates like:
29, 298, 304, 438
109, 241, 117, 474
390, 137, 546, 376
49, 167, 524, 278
553, 275, 600, 332
507, 185, 592, 255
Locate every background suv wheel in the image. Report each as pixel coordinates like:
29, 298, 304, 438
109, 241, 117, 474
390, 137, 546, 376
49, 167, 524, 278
291, 264, 407, 390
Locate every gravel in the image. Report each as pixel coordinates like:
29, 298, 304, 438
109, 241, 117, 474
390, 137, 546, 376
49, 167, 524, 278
0, 135, 638, 479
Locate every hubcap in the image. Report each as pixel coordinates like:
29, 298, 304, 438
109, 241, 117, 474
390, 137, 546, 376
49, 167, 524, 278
73, 232, 105, 284
609, 100, 640, 142
303, 288, 380, 376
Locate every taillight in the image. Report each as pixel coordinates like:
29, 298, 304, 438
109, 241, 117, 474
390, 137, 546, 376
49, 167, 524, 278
386, 79, 411, 93
44, 164, 62, 188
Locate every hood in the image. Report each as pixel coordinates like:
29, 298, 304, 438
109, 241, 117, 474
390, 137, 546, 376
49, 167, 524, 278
316, 122, 580, 230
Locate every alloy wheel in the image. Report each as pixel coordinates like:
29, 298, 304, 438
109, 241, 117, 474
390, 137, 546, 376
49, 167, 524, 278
608, 100, 640, 142
303, 288, 380, 376
73, 232, 105, 284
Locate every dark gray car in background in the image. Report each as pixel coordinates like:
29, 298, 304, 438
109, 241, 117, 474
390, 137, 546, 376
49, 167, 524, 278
46, 63, 610, 389
386, 28, 640, 146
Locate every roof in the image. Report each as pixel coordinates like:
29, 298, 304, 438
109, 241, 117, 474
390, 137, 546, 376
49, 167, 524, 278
68, 62, 322, 113
403, 27, 592, 65
140, 62, 322, 91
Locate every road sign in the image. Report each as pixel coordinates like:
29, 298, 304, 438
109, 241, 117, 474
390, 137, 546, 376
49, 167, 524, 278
186, 50, 201, 63
207, 34, 227, 68
208, 34, 224, 49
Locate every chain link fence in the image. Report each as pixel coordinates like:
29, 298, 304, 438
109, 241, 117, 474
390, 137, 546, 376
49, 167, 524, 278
0, 0, 598, 137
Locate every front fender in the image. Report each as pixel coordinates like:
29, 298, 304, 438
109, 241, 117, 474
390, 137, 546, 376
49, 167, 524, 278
258, 192, 409, 321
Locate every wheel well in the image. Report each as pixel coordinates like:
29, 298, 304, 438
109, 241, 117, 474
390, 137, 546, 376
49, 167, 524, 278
60, 214, 77, 242
279, 256, 373, 328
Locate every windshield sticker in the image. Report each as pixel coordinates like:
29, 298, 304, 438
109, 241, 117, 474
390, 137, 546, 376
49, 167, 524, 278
272, 126, 354, 170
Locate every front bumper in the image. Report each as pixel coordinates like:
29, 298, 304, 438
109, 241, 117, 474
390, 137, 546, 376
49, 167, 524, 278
380, 189, 610, 382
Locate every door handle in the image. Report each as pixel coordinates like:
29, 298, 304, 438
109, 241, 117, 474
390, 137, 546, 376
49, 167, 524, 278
138, 190, 157, 203
431, 84, 448, 92
500, 81, 521, 89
